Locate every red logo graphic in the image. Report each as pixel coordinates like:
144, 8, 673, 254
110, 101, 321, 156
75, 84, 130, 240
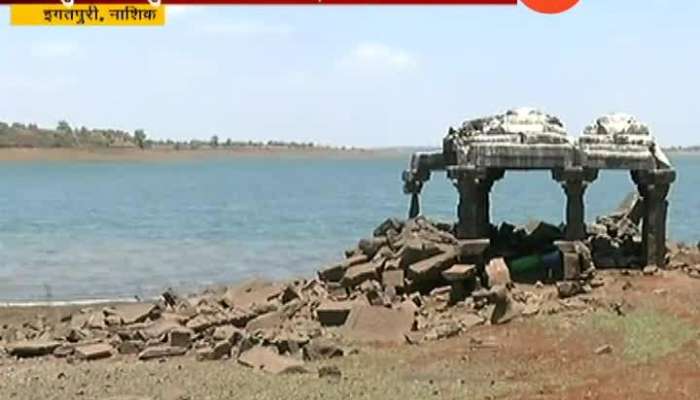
521, 0, 579, 14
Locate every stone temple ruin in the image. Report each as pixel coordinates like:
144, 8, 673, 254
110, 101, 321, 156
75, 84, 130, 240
402, 108, 676, 281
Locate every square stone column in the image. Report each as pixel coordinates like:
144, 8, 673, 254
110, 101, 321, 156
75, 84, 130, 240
631, 169, 676, 267
552, 167, 598, 241
448, 167, 504, 240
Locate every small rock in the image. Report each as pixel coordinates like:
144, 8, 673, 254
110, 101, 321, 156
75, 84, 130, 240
556, 281, 583, 299
75, 343, 113, 361
594, 344, 613, 355
6, 340, 62, 358
138, 345, 187, 361
643, 265, 659, 276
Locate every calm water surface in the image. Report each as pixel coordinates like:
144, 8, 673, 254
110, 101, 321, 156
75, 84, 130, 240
1, 154, 698, 301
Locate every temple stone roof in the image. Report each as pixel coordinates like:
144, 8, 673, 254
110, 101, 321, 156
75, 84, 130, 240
580, 113, 654, 146
448, 108, 570, 146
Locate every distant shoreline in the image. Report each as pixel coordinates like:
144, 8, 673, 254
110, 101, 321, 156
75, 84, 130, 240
0, 146, 417, 162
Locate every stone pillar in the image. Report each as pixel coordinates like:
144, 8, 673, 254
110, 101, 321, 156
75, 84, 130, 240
552, 168, 598, 241
632, 169, 675, 267
449, 167, 503, 240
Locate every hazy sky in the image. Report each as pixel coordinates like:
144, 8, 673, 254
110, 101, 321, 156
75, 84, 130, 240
0, 1, 698, 147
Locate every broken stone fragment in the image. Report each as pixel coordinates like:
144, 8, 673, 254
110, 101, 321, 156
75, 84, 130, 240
75, 343, 113, 361
238, 346, 307, 375
485, 258, 511, 287
140, 319, 182, 340
316, 301, 356, 326
303, 338, 344, 361
407, 247, 458, 281
441, 264, 477, 282
318, 254, 369, 283
112, 303, 157, 325
373, 218, 403, 237
556, 281, 583, 298
137, 345, 187, 361
220, 280, 286, 309
381, 269, 405, 290
6, 340, 62, 358
358, 237, 388, 259
212, 325, 245, 345
196, 340, 231, 361
488, 286, 522, 325
398, 238, 443, 268
341, 262, 378, 288
53, 344, 75, 358
246, 310, 285, 332
341, 305, 415, 345
168, 327, 193, 348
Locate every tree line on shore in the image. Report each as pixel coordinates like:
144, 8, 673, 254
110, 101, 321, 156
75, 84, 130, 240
0, 121, 329, 151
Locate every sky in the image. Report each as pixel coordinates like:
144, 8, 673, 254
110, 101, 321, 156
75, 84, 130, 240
0, 1, 698, 147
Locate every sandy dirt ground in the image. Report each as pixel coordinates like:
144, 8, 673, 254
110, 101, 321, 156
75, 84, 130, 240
1, 270, 699, 400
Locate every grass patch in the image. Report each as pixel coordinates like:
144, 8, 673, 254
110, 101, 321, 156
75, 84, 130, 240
588, 309, 697, 363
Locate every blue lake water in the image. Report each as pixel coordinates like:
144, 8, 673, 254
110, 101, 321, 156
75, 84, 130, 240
1, 153, 698, 302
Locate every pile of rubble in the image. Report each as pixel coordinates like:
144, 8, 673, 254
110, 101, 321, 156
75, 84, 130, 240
0, 216, 608, 375
585, 192, 644, 268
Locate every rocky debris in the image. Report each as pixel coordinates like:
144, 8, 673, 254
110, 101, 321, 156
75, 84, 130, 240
138, 345, 187, 361
75, 343, 113, 361
586, 192, 644, 268
316, 301, 356, 326
0, 216, 640, 373
6, 340, 62, 358
342, 306, 415, 345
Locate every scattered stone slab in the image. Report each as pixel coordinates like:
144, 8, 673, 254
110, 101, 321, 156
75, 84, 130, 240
140, 320, 182, 340
221, 279, 286, 309
168, 327, 193, 348
442, 264, 477, 282
407, 248, 458, 281
316, 301, 355, 326
319, 254, 368, 283
246, 310, 285, 332
75, 343, 113, 360
341, 262, 378, 288
112, 303, 157, 325
238, 346, 307, 375
342, 305, 414, 344
6, 340, 62, 358
138, 345, 187, 361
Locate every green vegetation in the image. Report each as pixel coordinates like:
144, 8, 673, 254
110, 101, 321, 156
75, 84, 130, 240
588, 309, 697, 363
0, 120, 323, 151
